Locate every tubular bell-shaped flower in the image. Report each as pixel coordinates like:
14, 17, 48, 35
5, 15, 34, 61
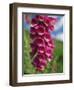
30, 15, 57, 71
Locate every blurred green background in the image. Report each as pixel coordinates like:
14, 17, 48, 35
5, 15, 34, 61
23, 30, 63, 74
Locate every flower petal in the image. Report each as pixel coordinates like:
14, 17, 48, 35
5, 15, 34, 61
38, 46, 45, 54
36, 65, 45, 71
31, 18, 37, 25
35, 38, 45, 47
37, 26, 45, 36
30, 27, 36, 35
44, 33, 51, 42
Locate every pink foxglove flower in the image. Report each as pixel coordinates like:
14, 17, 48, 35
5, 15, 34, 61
30, 15, 57, 71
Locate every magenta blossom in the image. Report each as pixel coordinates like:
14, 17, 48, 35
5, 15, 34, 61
30, 15, 57, 71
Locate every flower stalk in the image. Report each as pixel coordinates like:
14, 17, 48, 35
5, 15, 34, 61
30, 15, 57, 71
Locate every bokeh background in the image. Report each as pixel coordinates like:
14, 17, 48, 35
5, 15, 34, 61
23, 14, 63, 74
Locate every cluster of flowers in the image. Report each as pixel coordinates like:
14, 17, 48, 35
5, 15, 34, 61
30, 15, 57, 71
